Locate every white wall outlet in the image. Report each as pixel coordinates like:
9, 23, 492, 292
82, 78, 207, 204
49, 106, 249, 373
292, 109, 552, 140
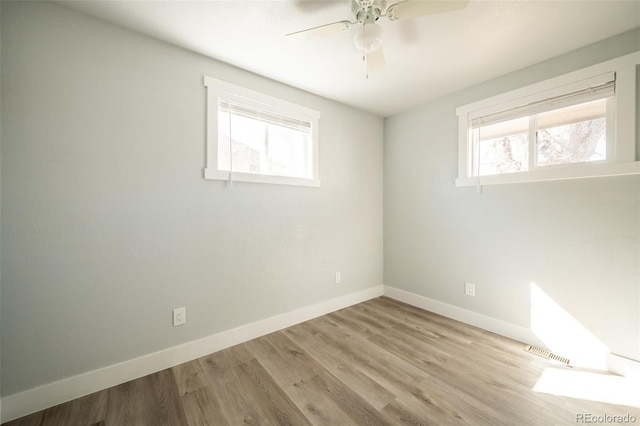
173, 307, 186, 327
335, 272, 342, 284
465, 282, 475, 297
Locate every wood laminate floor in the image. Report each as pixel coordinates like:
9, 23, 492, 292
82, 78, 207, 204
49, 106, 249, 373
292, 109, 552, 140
5, 297, 638, 425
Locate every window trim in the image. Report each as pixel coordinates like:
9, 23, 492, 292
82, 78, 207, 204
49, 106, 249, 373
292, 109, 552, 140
456, 51, 640, 187
204, 76, 321, 187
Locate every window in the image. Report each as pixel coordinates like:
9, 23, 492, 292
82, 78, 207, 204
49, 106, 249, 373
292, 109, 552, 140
471, 80, 613, 176
204, 76, 320, 187
456, 52, 640, 187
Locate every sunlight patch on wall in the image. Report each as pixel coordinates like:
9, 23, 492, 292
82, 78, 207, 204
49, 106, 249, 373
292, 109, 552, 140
533, 367, 640, 408
530, 282, 608, 370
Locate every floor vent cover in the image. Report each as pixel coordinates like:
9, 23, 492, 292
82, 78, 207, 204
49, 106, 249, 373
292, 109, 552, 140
524, 345, 571, 366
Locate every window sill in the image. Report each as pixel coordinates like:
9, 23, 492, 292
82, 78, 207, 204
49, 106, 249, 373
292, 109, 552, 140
204, 168, 320, 187
455, 161, 640, 187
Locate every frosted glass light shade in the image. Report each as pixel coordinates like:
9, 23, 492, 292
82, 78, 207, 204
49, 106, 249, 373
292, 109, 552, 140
354, 22, 383, 53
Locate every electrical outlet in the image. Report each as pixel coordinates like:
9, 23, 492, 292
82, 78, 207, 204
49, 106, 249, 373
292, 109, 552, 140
173, 307, 186, 327
465, 282, 475, 297
335, 272, 342, 284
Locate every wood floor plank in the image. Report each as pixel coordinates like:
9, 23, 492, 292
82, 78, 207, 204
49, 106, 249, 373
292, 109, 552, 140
374, 297, 487, 341
6, 296, 638, 426
370, 298, 545, 374
244, 331, 322, 388
308, 372, 392, 426
359, 299, 475, 349
312, 312, 458, 408
38, 389, 108, 426
308, 316, 428, 386
283, 324, 397, 410
370, 323, 539, 400
220, 342, 256, 368
139, 369, 188, 426
103, 378, 148, 426
292, 319, 425, 400
198, 350, 266, 424
282, 377, 360, 426
381, 397, 434, 426
181, 387, 229, 426
328, 307, 388, 338
234, 359, 311, 425
413, 375, 512, 425
172, 359, 210, 396
368, 329, 540, 423
359, 300, 530, 380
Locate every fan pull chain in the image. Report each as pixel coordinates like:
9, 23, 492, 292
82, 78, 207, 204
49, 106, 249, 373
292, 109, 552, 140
476, 124, 482, 194
228, 104, 234, 188
362, 22, 368, 79
362, 20, 366, 61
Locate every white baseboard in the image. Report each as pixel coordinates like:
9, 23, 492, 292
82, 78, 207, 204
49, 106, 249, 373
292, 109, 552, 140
1, 285, 383, 423
383, 285, 546, 348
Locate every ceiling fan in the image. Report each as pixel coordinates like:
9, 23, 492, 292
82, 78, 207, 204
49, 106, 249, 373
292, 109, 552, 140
286, 0, 470, 75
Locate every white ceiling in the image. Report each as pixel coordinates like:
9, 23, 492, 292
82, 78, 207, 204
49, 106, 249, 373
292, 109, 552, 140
58, 0, 639, 117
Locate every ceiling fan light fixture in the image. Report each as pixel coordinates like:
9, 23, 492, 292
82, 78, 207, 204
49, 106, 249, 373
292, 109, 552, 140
353, 22, 383, 53
286, 0, 471, 74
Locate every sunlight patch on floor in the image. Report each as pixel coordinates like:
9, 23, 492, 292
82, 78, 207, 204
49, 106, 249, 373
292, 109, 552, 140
533, 367, 640, 408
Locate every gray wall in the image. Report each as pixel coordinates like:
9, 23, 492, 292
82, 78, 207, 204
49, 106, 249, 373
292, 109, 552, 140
0, 1, 383, 396
384, 29, 640, 362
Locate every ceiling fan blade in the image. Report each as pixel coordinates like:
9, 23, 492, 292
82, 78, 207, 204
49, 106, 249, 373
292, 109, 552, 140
286, 20, 353, 40
386, 0, 469, 21
367, 47, 385, 73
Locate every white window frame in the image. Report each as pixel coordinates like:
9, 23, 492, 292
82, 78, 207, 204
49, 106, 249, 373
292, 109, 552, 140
456, 51, 640, 187
204, 76, 321, 187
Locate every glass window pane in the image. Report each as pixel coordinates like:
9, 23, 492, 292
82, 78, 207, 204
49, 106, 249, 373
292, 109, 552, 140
536, 99, 607, 167
218, 111, 263, 174
266, 124, 311, 179
218, 108, 312, 178
473, 116, 529, 176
